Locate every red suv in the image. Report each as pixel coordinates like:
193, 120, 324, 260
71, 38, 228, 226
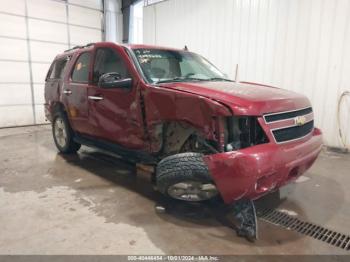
45, 42, 323, 205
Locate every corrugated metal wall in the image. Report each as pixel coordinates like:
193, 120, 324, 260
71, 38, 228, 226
143, 0, 350, 149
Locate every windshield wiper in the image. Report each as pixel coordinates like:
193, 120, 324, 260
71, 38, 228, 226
155, 77, 206, 84
207, 77, 234, 82
155, 76, 234, 84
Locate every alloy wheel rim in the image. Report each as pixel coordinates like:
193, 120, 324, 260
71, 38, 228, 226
167, 181, 218, 201
54, 117, 67, 148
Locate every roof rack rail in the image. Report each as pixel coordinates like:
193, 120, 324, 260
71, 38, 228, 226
64, 45, 83, 53
64, 43, 96, 53
85, 42, 95, 47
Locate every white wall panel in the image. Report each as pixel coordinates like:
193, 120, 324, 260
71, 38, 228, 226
0, 106, 34, 126
143, 6, 156, 45
144, 0, 350, 149
0, 0, 109, 128
0, 84, 32, 105
28, 19, 68, 43
68, 5, 102, 28
27, 0, 66, 22
30, 42, 67, 62
33, 84, 45, 105
129, 1, 143, 43
0, 0, 25, 16
69, 0, 102, 10
0, 14, 26, 38
31, 63, 50, 84
0, 62, 30, 83
104, 0, 123, 43
0, 38, 28, 60
69, 26, 102, 45
35, 104, 46, 124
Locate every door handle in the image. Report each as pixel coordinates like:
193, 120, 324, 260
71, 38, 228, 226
63, 89, 72, 95
88, 95, 103, 101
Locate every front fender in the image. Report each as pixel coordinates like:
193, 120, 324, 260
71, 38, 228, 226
143, 85, 232, 153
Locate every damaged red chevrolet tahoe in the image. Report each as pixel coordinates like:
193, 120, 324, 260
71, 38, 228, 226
45, 42, 323, 208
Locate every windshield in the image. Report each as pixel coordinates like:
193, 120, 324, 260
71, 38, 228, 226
132, 48, 229, 84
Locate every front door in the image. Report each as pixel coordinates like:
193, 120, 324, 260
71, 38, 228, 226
87, 46, 146, 150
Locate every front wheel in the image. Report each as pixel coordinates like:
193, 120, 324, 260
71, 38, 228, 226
156, 153, 218, 201
52, 112, 81, 154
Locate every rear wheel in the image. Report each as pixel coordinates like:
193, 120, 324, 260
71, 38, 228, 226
52, 111, 81, 153
156, 152, 218, 201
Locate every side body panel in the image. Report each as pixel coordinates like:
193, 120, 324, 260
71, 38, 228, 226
44, 58, 67, 121
87, 43, 147, 150
87, 83, 146, 149
142, 85, 232, 153
61, 52, 92, 136
44, 78, 59, 122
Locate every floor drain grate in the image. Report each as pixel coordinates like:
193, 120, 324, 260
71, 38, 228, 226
257, 208, 350, 251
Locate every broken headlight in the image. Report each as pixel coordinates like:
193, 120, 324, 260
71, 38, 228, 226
225, 116, 268, 151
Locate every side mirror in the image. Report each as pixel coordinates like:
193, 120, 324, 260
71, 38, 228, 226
98, 72, 132, 89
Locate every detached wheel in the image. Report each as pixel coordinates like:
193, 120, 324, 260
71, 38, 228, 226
52, 111, 81, 154
156, 152, 218, 201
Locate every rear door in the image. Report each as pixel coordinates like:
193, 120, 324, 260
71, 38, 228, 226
45, 58, 69, 120
62, 51, 92, 135
87, 46, 146, 150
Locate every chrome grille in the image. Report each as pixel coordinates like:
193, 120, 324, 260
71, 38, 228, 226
273, 120, 314, 143
264, 107, 313, 123
264, 107, 314, 143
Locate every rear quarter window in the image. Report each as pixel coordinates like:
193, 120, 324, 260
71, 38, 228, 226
46, 58, 69, 81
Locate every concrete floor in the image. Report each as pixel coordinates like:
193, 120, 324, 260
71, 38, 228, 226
0, 125, 349, 255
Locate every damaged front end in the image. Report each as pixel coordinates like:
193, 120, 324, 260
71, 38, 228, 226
203, 114, 322, 205
224, 116, 269, 151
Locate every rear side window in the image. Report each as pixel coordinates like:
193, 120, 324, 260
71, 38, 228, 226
72, 52, 91, 83
47, 58, 68, 80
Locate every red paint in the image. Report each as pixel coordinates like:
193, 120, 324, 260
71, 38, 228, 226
45, 42, 323, 204
203, 128, 322, 203
157, 81, 310, 116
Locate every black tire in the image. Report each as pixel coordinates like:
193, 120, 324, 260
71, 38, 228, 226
156, 152, 218, 201
52, 111, 81, 154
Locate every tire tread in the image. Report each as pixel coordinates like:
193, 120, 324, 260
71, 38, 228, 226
156, 152, 213, 198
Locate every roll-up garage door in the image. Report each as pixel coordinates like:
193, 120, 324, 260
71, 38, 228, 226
0, 0, 103, 127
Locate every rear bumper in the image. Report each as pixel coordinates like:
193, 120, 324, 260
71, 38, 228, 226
44, 103, 52, 122
203, 128, 323, 204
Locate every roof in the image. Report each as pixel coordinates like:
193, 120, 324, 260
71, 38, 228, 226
54, 42, 187, 60
123, 43, 185, 51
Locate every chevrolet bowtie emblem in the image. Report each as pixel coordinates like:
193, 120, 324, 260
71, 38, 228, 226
294, 116, 307, 126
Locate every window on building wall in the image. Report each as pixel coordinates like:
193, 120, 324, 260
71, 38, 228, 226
144, 0, 166, 6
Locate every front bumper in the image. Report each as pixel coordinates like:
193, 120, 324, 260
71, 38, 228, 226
203, 128, 323, 204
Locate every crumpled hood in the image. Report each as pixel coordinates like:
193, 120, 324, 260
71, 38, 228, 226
158, 81, 311, 115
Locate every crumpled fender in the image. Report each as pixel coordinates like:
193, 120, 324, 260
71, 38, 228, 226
142, 84, 232, 153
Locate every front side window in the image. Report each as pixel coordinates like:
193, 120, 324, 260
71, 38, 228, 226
132, 48, 227, 83
72, 52, 91, 83
93, 48, 129, 84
